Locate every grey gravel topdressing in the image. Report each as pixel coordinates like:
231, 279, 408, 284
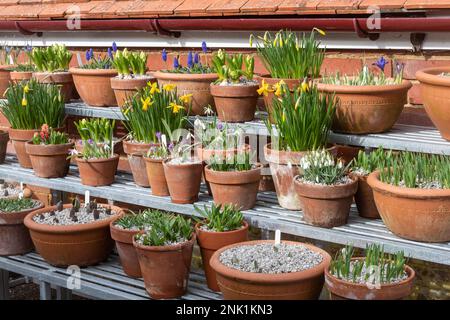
33, 206, 117, 226
219, 243, 323, 274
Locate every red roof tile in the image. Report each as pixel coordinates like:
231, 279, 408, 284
359, 0, 406, 9
404, 0, 450, 9
206, 0, 248, 13
240, 0, 284, 12
175, 0, 216, 14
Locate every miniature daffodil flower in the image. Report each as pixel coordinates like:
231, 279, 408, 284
257, 80, 274, 96
148, 82, 160, 94
179, 94, 192, 104
21, 97, 27, 107
249, 34, 254, 47
23, 84, 30, 94
168, 102, 184, 114
274, 80, 285, 97
300, 80, 309, 93
163, 84, 176, 92
313, 27, 326, 36
141, 97, 153, 111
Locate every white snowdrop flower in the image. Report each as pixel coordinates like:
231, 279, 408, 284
287, 161, 292, 169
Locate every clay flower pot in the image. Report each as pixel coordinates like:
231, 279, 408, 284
210, 83, 259, 122
70, 67, 118, 107
416, 67, 450, 141
33, 71, 75, 102
143, 157, 169, 196
123, 140, 153, 187
210, 240, 331, 300
10, 71, 33, 83
111, 76, 156, 107
294, 176, 358, 228
133, 233, 196, 299
25, 141, 74, 178
24, 204, 122, 267
163, 159, 203, 204
367, 171, 450, 242
0, 130, 9, 164
325, 258, 415, 300
204, 164, 262, 210
153, 71, 218, 115
317, 80, 412, 134
8, 128, 38, 168
0, 200, 44, 256
76, 154, 119, 186
195, 222, 248, 292
0, 65, 12, 98
110, 217, 141, 278
350, 172, 380, 219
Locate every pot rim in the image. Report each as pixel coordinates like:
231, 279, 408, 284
132, 232, 196, 252
316, 79, 412, 93
367, 170, 450, 198
264, 143, 335, 165
33, 71, 71, 75
204, 163, 262, 182
109, 213, 141, 238
162, 158, 203, 167
153, 70, 218, 81
25, 141, 74, 153
0, 199, 44, 217
75, 154, 119, 163
143, 155, 165, 163
69, 67, 118, 76
294, 174, 358, 190
24, 204, 123, 233
416, 67, 450, 86
210, 240, 331, 284
194, 220, 249, 236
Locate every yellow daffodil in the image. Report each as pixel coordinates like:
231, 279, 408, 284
21, 97, 27, 107
163, 84, 176, 92
124, 107, 131, 115
313, 27, 326, 36
257, 79, 274, 97
300, 80, 309, 93
179, 94, 192, 104
148, 82, 160, 95
141, 97, 153, 111
168, 102, 184, 114
249, 34, 254, 47
274, 80, 286, 97
23, 84, 30, 94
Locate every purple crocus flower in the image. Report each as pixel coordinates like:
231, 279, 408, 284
173, 57, 179, 69
112, 42, 118, 52
168, 142, 174, 151
187, 51, 193, 68
107, 47, 113, 59
217, 122, 224, 130
25, 44, 32, 52
155, 131, 162, 141
194, 53, 199, 64
373, 56, 388, 72
162, 49, 167, 62
87, 139, 93, 145
201, 41, 207, 53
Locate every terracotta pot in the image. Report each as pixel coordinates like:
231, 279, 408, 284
332, 144, 362, 165
210, 240, 331, 300
350, 172, 380, 219
76, 154, 119, 186
258, 76, 300, 123
0, 130, 8, 164
33, 71, 75, 102
0, 65, 12, 98
416, 67, 450, 141
0, 200, 44, 256
24, 204, 122, 267
195, 222, 248, 291
123, 140, 152, 187
210, 83, 259, 122
153, 71, 217, 115
163, 159, 203, 204
8, 128, 38, 168
367, 171, 450, 242
133, 233, 196, 299
143, 157, 169, 196
25, 141, 74, 178
111, 76, 156, 107
325, 258, 415, 300
317, 80, 412, 134
70, 67, 118, 107
205, 164, 261, 210
110, 217, 141, 278
10, 71, 33, 83
294, 176, 358, 228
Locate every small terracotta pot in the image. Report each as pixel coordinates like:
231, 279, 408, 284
367, 171, 450, 242
10, 71, 33, 83
317, 80, 411, 134
33, 71, 75, 102
294, 176, 358, 228
76, 154, 119, 186
70, 67, 118, 107
111, 76, 156, 107
133, 233, 196, 299
25, 141, 74, 178
195, 222, 248, 291
0, 200, 44, 256
0, 130, 9, 164
325, 258, 415, 300
8, 128, 38, 168
110, 217, 141, 278
163, 159, 203, 204
123, 140, 153, 187
205, 164, 261, 210
153, 71, 218, 115
143, 157, 169, 196
210, 83, 259, 122
332, 144, 362, 165
210, 240, 331, 300
416, 67, 450, 141
350, 172, 380, 219
0, 65, 12, 98
24, 204, 122, 267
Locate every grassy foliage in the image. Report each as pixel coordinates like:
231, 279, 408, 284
114, 209, 165, 230
0, 198, 37, 212
299, 149, 349, 185
135, 214, 193, 246
352, 147, 387, 175
74, 118, 115, 144
112, 49, 147, 76
29, 44, 72, 72
211, 50, 254, 83
32, 124, 69, 145
194, 204, 244, 232
209, 152, 253, 172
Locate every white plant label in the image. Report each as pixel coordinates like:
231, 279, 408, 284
275, 229, 281, 245
161, 134, 167, 148
18, 182, 24, 199
9, 55, 14, 65
85, 190, 90, 206
76, 52, 83, 67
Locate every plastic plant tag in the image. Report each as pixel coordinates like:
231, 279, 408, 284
161, 134, 167, 148
85, 190, 90, 206
18, 182, 24, 199
76, 52, 83, 67
9, 55, 14, 65
275, 229, 281, 245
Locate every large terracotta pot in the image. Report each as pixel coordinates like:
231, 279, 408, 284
210, 83, 258, 122
367, 171, 450, 242
294, 175, 358, 228
33, 71, 75, 102
416, 67, 450, 141
204, 164, 261, 210
25, 141, 74, 178
0, 200, 44, 256
9, 128, 38, 168
195, 222, 248, 292
163, 159, 203, 204
76, 154, 119, 186
110, 218, 141, 278
0, 130, 8, 164
325, 258, 415, 300
69, 67, 118, 107
10, 71, 33, 83
350, 172, 380, 219
24, 204, 122, 267
133, 233, 195, 299
143, 157, 169, 196
110, 76, 156, 107
317, 80, 411, 134
0, 65, 12, 98
123, 140, 152, 187
210, 240, 331, 300
153, 71, 217, 115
